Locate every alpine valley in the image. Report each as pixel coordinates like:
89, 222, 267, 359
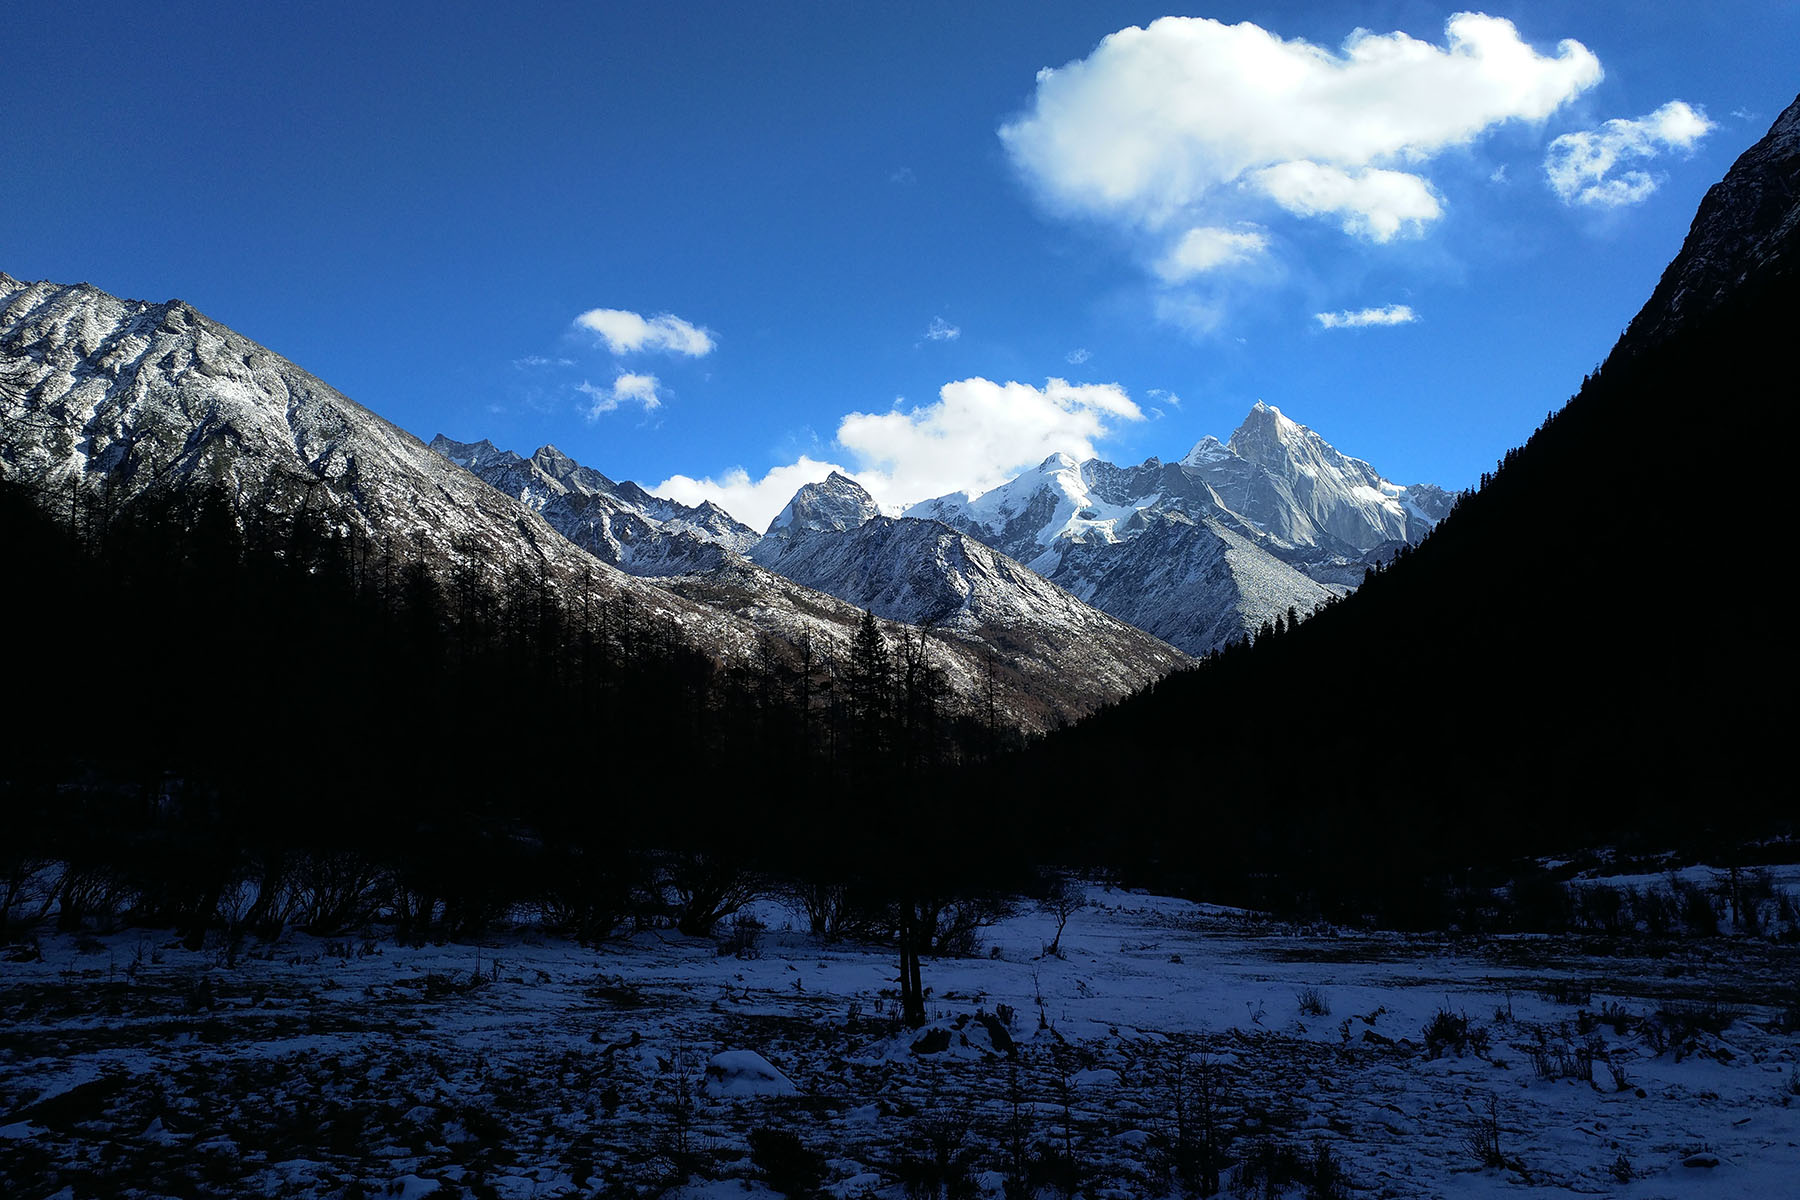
3, 6, 1798, 1191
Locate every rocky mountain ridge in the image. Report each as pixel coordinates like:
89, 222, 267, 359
903, 402, 1453, 654
0, 273, 1180, 732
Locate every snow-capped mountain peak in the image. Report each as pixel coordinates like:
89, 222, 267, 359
890, 402, 1455, 654
762, 471, 881, 541
1181, 435, 1232, 466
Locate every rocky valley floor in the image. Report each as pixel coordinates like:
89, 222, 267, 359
3, 884, 1798, 1199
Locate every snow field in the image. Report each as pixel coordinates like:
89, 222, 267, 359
2, 885, 1796, 1198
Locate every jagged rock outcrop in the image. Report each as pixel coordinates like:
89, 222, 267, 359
430, 435, 757, 576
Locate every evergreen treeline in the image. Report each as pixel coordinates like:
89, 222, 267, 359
990, 249, 1798, 925
0, 477, 1021, 965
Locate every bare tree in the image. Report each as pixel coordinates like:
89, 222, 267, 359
1038, 874, 1087, 959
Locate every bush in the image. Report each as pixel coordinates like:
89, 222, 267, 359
1297, 987, 1330, 1017
1462, 1097, 1506, 1170
1675, 880, 1718, 936
717, 912, 764, 959
749, 1127, 827, 1198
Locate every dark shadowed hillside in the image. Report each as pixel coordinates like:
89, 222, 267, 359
1001, 96, 1800, 907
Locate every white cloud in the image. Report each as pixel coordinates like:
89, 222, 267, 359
574, 308, 716, 357
1544, 100, 1715, 207
653, 378, 1145, 529
1155, 226, 1270, 281
1153, 291, 1226, 336
656, 456, 848, 532
839, 378, 1141, 504
1250, 163, 1441, 242
1065, 347, 1091, 365
1000, 12, 1601, 266
579, 372, 663, 418
513, 355, 575, 369
924, 316, 961, 341
1315, 304, 1419, 329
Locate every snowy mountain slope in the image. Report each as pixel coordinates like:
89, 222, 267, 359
0, 274, 1182, 730
429, 435, 757, 576
0, 275, 645, 604
1625, 91, 1800, 350
1053, 511, 1337, 655
744, 473, 1188, 688
657, 554, 1187, 723
901, 404, 1448, 653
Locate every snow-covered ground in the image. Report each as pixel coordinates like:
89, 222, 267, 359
3, 886, 1797, 1198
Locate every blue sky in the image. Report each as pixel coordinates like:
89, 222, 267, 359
6, 2, 1796, 528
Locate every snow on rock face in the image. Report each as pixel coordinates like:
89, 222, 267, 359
1201, 401, 1429, 553
0, 276, 639, 606
749, 514, 1189, 694
703, 1051, 798, 1098
762, 471, 882, 541
429, 435, 758, 576
1054, 512, 1336, 655
898, 403, 1450, 654
856, 1013, 1018, 1063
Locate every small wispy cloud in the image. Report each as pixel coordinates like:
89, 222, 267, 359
924, 316, 961, 342
1544, 100, 1715, 208
1315, 304, 1418, 329
1065, 348, 1091, 365
574, 308, 716, 357
513, 355, 575, 370
1147, 387, 1182, 408
1154, 226, 1270, 281
889, 166, 917, 185
579, 372, 663, 418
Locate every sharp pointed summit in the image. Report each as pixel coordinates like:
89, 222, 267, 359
761, 471, 881, 542
903, 404, 1450, 654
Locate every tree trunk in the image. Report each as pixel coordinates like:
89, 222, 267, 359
899, 895, 926, 1028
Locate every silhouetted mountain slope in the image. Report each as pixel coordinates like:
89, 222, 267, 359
1005, 94, 1800, 893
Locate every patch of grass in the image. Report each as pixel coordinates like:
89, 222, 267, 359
1656, 1000, 1740, 1038
1422, 1008, 1489, 1060
1527, 1030, 1599, 1082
